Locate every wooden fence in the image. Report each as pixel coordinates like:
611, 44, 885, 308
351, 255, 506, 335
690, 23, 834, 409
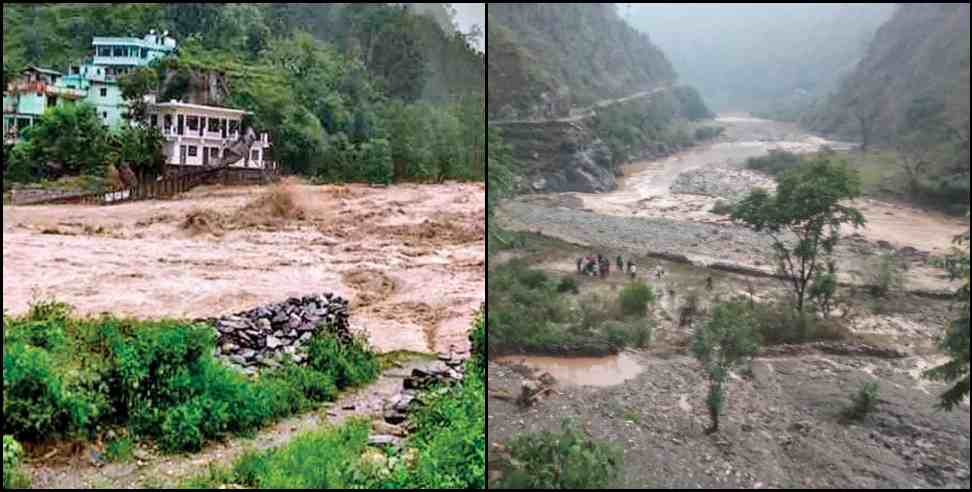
15, 167, 278, 206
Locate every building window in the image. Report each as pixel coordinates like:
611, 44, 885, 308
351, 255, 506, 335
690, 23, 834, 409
141, 48, 149, 58
100, 88, 108, 98
187, 116, 199, 132
211, 147, 220, 158
98, 47, 111, 57
72, 66, 80, 75
208, 117, 220, 132
150, 114, 158, 128
164, 114, 173, 130
47, 95, 58, 108
113, 46, 126, 57
102, 112, 108, 120
188, 146, 198, 157
251, 150, 260, 161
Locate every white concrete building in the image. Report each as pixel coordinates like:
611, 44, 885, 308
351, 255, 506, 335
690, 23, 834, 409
146, 100, 273, 171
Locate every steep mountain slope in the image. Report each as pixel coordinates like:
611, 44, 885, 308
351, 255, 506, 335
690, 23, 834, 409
803, 3, 970, 211
804, 3, 970, 149
487, 3, 676, 121
624, 3, 896, 116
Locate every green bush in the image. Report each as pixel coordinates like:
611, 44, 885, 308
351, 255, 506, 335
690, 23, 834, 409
306, 333, 380, 389
695, 126, 725, 141
846, 382, 880, 420
104, 435, 134, 463
470, 311, 486, 375
867, 252, 905, 297
750, 300, 847, 345
618, 281, 656, 317
710, 200, 734, 216
3, 303, 382, 454
556, 276, 580, 294
494, 419, 622, 489
746, 149, 802, 177
3, 435, 31, 490
2, 343, 99, 441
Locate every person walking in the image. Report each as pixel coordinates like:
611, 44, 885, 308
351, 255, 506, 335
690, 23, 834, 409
628, 261, 637, 279
616, 255, 624, 272
577, 257, 583, 274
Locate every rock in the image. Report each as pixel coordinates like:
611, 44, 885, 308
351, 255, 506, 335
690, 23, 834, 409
256, 318, 271, 331
368, 435, 401, 448
266, 336, 283, 350
373, 420, 406, 437
384, 412, 408, 425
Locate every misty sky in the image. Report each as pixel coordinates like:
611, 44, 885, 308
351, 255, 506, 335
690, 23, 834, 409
453, 3, 486, 51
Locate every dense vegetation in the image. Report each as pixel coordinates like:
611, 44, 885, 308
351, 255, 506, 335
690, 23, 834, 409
592, 86, 716, 168
487, 3, 676, 120
187, 313, 487, 489
492, 419, 623, 489
2, 3, 485, 186
487, 258, 654, 357
2, 300, 379, 453
803, 3, 970, 214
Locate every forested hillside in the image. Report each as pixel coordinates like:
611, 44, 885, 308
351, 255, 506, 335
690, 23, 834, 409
487, 3, 676, 121
2, 3, 485, 183
803, 3, 970, 212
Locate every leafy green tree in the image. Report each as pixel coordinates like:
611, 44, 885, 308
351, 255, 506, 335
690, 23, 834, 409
116, 126, 166, 179
691, 300, 761, 434
925, 225, 971, 410
118, 67, 160, 124
731, 158, 866, 314
22, 103, 113, 178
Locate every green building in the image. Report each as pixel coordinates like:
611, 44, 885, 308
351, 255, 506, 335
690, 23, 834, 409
3, 31, 177, 141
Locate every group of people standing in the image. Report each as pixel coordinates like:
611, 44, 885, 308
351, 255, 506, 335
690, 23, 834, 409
577, 254, 639, 279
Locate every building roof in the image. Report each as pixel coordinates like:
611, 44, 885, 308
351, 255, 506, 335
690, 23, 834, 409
92, 37, 176, 51
152, 101, 251, 116
24, 65, 63, 76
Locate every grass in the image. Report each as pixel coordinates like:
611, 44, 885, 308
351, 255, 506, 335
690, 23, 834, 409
2, 298, 380, 453
185, 316, 487, 489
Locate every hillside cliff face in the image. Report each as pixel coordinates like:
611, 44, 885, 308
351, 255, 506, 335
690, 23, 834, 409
487, 3, 676, 121
804, 3, 970, 147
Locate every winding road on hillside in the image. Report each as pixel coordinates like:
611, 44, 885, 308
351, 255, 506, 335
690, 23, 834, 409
487, 85, 671, 126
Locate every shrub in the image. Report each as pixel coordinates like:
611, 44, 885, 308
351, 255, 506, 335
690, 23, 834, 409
618, 281, 656, 317
710, 200, 734, 216
495, 419, 622, 489
306, 333, 381, 390
470, 311, 486, 375
556, 276, 579, 294
104, 436, 135, 463
3, 436, 30, 490
846, 382, 880, 420
867, 252, 905, 297
2, 343, 99, 441
750, 300, 847, 345
160, 399, 207, 453
745, 149, 802, 177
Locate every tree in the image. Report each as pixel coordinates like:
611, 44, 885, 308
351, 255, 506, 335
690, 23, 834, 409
731, 157, 866, 314
691, 300, 761, 434
21, 102, 113, 178
924, 225, 970, 410
118, 67, 160, 125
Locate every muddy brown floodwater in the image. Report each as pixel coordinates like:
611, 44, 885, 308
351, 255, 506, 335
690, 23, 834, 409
495, 352, 646, 387
2, 182, 485, 355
